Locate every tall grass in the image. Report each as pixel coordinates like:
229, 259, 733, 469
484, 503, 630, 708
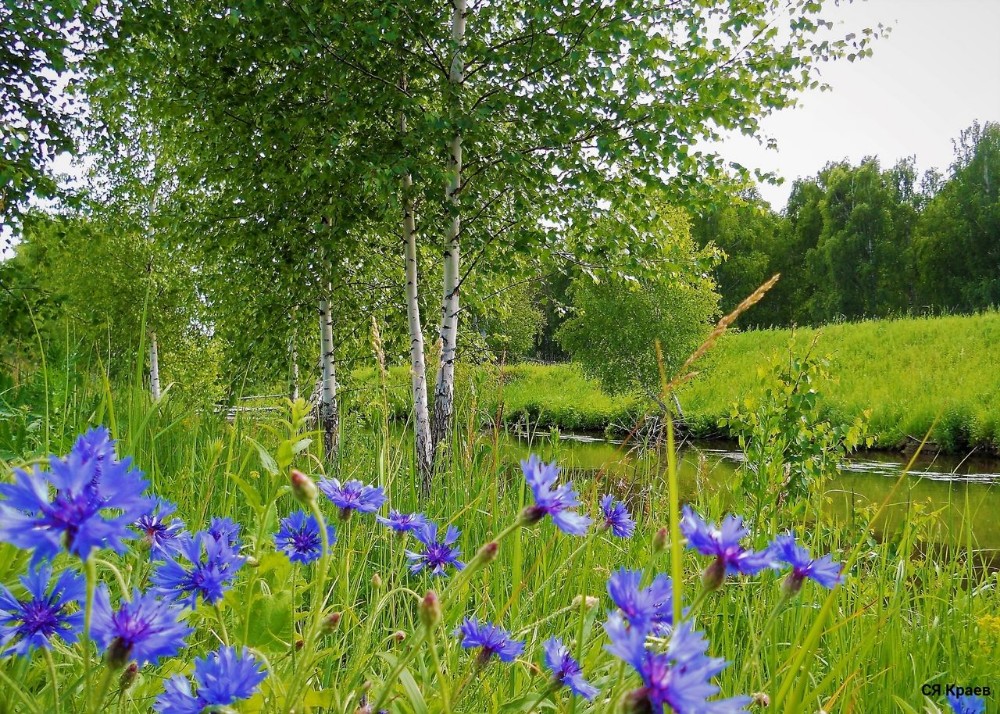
352, 312, 1000, 453
0, 373, 996, 712
679, 311, 1000, 452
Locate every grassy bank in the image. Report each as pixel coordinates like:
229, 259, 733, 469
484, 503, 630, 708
354, 312, 1000, 453
679, 312, 1000, 452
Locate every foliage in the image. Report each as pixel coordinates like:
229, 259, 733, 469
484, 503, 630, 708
348, 307, 1000, 452
0, 211, 214, 401
689, 187, 782, 319
0, 0, 94, 220
720, 342, 872, 528
78, 0, 878, 434
465, 281, 547, 363
687, 122, 1000, 329
913, 121, 1000, 311
557, 204, 720, 396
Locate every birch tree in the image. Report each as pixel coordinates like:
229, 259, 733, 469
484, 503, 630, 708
82, 0, 877, 486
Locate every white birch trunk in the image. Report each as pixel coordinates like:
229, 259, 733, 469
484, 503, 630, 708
431, 0, 467, 456
289, 335, 300, 402
149, 330, 161, 401
318, 294, 339, 461
401, 112, 435, 485
146, 189, 162, 402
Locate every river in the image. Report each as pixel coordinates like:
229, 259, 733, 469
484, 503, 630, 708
504, 432, 1000, 554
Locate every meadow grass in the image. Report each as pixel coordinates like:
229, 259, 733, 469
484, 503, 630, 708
0, 381, 996, 713
352, 312, 1000, 453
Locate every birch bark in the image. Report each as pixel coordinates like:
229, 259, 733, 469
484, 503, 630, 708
401, 133, 435, 485
149, 330, 161, 401
318, 293, 339, 461
431, 0, 467, 456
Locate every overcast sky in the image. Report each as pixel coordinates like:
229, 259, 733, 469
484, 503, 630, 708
720, 0, 1000, 209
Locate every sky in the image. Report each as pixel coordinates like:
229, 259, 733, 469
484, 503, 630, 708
719, 0, 1000, 209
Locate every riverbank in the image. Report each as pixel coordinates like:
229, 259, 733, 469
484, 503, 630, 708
353, 311, 1000, 454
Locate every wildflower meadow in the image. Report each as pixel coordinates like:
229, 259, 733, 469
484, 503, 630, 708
0, 396, 993, 713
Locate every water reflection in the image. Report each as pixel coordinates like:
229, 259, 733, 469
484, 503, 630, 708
505, 432, 1000, 552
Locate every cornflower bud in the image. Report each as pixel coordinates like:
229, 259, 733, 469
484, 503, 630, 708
372, 573, 383, 588
469, 541, 499, 569
571, 594, 599, 610
701, 556, 727, 593
295, 639, 304, 651
245, 555, 260, 568
419, 591, 441, 629
119, 662, 139, 692
290, 469, 319, 505
652, 526, 669, 553
781, 571, 805, 598
322, 612, 342, 633
751, 692, 771, 708
392, 630, 406, 643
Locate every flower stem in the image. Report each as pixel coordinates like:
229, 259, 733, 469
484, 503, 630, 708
666, 414, 683, 626
684, 585, 712, 624
427, 625, 452, 714
742, 593, 788, 690
570, 594, 589, 714
213, 602, 231, 647
605, 660, 627, 714
283, 500, 332, 713
526, 685, 556, 714
88, 664, 117, 714
43, 648, 61, 714
450, 661, 482, 711
82, 557, 97, 705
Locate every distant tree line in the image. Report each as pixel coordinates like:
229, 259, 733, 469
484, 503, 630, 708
690, 121, 1000, 328
525, 120, 999, 367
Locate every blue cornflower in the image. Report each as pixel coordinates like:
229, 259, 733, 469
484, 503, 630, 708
318, 478, 386, 518
947, 693, 986, 714
0, 564, 85, 656
406, 522, 464, 577
155, 646, 267, 714
152, 531, 246, 608
206, 517, 242, 549
519, 455, 592, 536
600, 495, 636, 538
135, 498, 187, 559
456, 618, 524, 664
91, 587, 191, 667
376, 510, 428, 534
767, 534, 844, 595
274, 511, 336, 565
607, 568, 676, 634
542, 637, 599, 700
0, 428, 152, 563
605, 614, 751, 714
680, 506, 772, 590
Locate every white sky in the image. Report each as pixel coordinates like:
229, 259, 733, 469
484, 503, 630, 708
720, 0, 1000, 209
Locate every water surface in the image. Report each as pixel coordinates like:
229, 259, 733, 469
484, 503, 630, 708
504, 432, 1000, 553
